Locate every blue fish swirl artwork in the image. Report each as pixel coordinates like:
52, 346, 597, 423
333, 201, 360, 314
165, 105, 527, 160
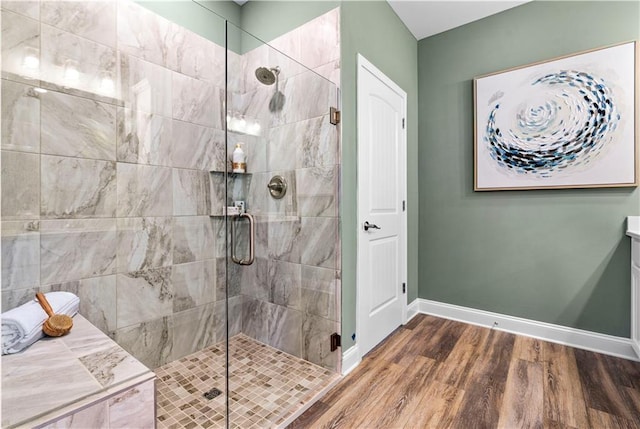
486, 71, 618, 177
474, 42, 636, 190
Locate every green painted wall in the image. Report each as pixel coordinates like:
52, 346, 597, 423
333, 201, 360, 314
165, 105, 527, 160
238, 1, 418, 349
340, 1, 418, 348
140, 1, 338, 55
197, 0, 242, 26
239, 1, 338, 52
137, 1, 240, 50
418, 1, 640, 337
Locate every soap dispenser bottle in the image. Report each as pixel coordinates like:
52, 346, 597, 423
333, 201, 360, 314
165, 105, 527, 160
232, 143, 246, 173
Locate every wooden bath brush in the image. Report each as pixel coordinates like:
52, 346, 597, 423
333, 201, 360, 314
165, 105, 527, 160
35, 293, 73, 337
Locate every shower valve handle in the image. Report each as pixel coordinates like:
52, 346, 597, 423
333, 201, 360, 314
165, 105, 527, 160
267, 182, 284, 191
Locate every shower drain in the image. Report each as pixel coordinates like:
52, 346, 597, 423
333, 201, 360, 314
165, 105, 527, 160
203, 387, 223, 400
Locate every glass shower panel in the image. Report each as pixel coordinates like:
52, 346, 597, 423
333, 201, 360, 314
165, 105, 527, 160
224, 22, 341, 428
1, 1, 228, 427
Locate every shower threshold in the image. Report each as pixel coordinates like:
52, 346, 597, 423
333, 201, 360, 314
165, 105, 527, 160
155, 334, 340, 429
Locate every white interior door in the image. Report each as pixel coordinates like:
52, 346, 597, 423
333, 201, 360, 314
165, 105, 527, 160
357, 54, 407, 357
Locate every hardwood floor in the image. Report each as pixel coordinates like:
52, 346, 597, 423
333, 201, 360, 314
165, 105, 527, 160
288, 314, 640, 429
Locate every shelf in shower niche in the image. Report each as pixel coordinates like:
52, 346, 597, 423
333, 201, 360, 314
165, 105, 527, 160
210, 209, 254, 217
210, 170, 252, 176
209, 213, 255, 218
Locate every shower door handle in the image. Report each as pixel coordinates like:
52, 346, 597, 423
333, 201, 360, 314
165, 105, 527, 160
231, 213, 255, 265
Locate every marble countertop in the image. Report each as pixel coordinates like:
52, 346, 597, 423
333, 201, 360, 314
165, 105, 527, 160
627, 216, 640, 240
1, 315, 154, 428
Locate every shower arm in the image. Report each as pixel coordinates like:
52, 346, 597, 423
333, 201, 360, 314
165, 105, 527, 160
230, 212, 255, 266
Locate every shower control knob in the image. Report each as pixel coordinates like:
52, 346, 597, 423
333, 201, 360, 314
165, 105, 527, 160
363, 221, 381, 231
267, 175, 287, 199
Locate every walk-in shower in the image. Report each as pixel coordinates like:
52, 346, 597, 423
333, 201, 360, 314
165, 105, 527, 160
1, 0, 341, 427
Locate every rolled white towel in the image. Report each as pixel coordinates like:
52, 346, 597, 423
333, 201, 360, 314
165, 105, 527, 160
1, 292, 79, 355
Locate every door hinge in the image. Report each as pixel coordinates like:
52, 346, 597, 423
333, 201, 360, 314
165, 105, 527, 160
402, 118, 405, 129
330, 332, 341, 351
330, 107, 341, 125
402, 283, 406, 294
402, 200, 406, 212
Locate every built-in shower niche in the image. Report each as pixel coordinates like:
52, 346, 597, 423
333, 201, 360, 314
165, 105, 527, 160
209, 170, 252, 217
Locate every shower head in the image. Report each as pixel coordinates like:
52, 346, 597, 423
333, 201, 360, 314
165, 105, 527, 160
255, 66, 280, 85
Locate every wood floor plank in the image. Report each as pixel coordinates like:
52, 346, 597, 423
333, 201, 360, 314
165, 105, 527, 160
418, 318, 467, 362
435, 323, 490, 389
397, 352, 419, 367
624, 387, 640, 421
319, 356, 381, 406
543, 342, 590, 428
497, 359, 544, 429
365, 327, 413, 363
466, 329, 515, 388
602, 354, 640, 390
574, 348, 635, 421
450, 330, 516, 429
543, 419, 579, 429
400, 381, 465, 429
513, 335, 543, 362
350, 355, 437, 429
587, 408, 637, 429
291, 315, 640, 429
310, 361, 404, 429
403, 314, 427, 330
321, 328, 416, 408
364, 325, 405, 360
387, 316, 447, 363
451, 380, 504, 428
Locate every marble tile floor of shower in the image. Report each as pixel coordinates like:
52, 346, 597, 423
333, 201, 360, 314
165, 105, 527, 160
155, 334, 339, 429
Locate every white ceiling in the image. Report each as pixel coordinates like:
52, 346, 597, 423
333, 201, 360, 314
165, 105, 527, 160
387, 0, 530, 40
232, 0, 529, 41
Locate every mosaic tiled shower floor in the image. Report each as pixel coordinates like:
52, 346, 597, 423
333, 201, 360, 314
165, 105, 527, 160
155, 334, 339, 429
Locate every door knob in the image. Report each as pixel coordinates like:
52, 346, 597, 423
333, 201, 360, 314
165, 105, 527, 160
363, 221, 381, 231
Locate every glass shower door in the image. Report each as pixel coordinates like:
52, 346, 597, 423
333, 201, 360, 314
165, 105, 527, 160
222, 22, 342, 428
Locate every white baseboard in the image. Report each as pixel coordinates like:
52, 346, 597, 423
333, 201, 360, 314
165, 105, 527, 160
412, 298, 639, 362
341, 345, 361, 376
406, 299, 420, 323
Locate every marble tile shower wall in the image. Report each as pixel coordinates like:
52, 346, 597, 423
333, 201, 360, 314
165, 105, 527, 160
0, 0, 234, 369
1, 0, 341, 372
223, 9, 342, 371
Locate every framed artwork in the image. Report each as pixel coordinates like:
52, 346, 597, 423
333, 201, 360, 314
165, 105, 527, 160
474, 41, 637, 191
